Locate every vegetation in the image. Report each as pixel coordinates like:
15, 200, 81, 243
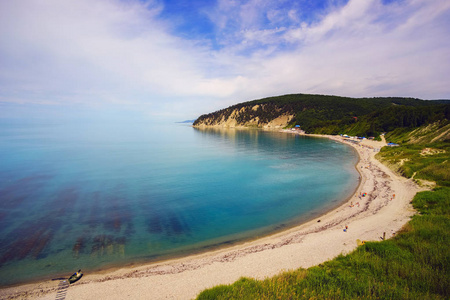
194, 94, 449, 138
311, 104, 450, 137
384, 120, 450, 145
196, 113, 450, 299
376, 120, 449, 187
376, 143, 450, 187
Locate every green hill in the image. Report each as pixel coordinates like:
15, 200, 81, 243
194, 94, 449, 138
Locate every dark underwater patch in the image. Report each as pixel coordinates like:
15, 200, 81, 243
0, 174, 52, 209
0, 219, 55, 265
147, 212, 163, 234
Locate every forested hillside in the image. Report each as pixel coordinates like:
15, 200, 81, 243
193, 94, 449, 138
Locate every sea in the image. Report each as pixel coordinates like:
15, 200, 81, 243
0, 121, 359, 286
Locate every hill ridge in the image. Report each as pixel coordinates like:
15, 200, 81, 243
193, 93, 449, 138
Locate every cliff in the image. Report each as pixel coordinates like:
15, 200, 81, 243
193, 104, 294, 129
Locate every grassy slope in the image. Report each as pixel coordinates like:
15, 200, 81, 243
197, 126, 450, 300
379, 121, 450, 187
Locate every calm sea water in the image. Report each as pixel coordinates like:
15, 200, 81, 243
0, 121, 359, 285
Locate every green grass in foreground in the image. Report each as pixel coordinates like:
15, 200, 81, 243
197, 143, 450, 299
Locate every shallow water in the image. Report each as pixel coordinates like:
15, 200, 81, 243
0, 122, 359, 285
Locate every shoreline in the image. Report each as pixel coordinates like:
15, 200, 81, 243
0, 133, 422, 300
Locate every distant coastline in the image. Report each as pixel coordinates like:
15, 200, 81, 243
175, 120, 195, 124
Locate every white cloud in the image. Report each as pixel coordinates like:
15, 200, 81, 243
213, 0, 450, 100
0, 0, 220, 109
0, 0, 449, 121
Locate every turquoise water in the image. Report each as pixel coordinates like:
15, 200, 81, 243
0, 122, 359, 285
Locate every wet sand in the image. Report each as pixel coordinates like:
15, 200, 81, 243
0, 134, 422, 300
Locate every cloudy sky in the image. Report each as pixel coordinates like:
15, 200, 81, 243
1, 0, 449, 121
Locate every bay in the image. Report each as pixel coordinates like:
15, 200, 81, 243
0, 121, 359, 285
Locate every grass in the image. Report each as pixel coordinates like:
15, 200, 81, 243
376, 143, 450, 187
385, 121, 450, 145
197, 141, 450, 299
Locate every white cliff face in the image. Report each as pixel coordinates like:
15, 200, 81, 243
262, 114, 294, 129
194, 106, 294, 129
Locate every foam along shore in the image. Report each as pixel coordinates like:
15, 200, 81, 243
1, 133, 423, 300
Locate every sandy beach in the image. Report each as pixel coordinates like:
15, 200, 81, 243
1, 133, 422, 300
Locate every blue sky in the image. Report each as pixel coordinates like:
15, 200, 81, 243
1, 0, 449, 121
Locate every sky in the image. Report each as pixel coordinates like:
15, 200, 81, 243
1, 0, 450, 122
